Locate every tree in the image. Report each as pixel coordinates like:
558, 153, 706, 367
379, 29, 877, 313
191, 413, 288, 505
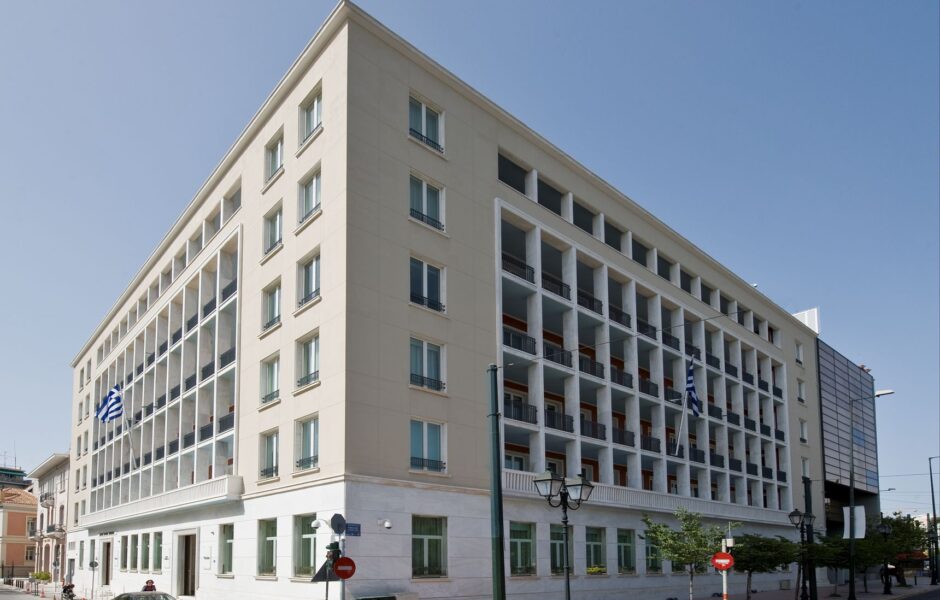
642, 509, 730, 600
731, 534, 798, 600
810, 535, 850, 595
882, 512, 929, 586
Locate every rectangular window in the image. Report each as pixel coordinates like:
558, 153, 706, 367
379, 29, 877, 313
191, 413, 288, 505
409, 97, 443, 152
617, 529, 636, 573
260, 431, 279, 479
296, 417, 319, 471
410, 337, 443, 391
301, 92, 322, 142
646, 536, 662, 573
410, 258, 444, 312
509, 522, 535, 575
293, 514, 317, 576
412, 516, 446, 578
299, 172, 322, 223
141, 533, 150, 571
497, 153, 528, 195
129, 535, 139, 570
801, 457, 810, 478
258, 519, 277, 576
263, 283, 281, 330
297, 335, 320, 387
153, 532, 162, 572
585, 527, 606, 574
631, 239, 649, 267
261, 355, 280, 404
263, 207, 282, 254
799, 420, 808, 442
796, 342, 804, 363
120, 535, 128, 570
572, 201, 594, 234
298, 255, 321, 306
797, 380, 806, 401
410, 419, 444, 472
409, 175, 443, 230
79, 541, 84, 569
550, 524, 573, 575
265, 135, 284, 181
219, 524, 234, 574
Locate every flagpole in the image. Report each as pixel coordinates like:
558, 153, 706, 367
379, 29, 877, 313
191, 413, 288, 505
675, 382, 688, 457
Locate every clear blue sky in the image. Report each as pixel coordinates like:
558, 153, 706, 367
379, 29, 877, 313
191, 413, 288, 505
0, 1, 936, 518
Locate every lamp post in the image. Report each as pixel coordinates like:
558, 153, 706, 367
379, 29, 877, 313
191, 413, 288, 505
848, 389, 894, 600
790, 509, 815, 600
876, 520, 892, 595
929, 455, 939, 586
533, 471, 594, 600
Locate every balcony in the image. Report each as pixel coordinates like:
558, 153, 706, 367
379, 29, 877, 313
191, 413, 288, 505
410, 208, 444, 230
134, 410, 142, 424
184, 374, 197, 391
760, 424, 771, 437
171, 327, 183, 345
746, 462, 759, 476
503, 328, 536, 355
729, 458, 742, 472
80, 475, 243, 528
157, 393, 168, 408
503, 400, 538, 425
155, 445, 165, 460
689, 447, 706, 464
773, 385, 783, 398
168, 439, 180, 456
726, 411, 740, 426
544, 410, 574, 433
261, 389, 279, 404
775, 429, 785, 441
183, 431, 196, 449
298, 371, 320, 388
661, 331, 680, 351
144, 402, 154, 417
28, 528, 40, 541
610, 366, 633, 389
143, 452, 152, 466
202, 296, 217, 317
742, 371, 754, 385
541, 272, 570, 300
762, 466, 773, 479
136, 363, 144, 376
725, 363, 738, 378
664, 388, 683, 405
299, 288, 321, 308
40, 492, 55, 508
125, 373, 133, 385
219, 347, 236, 369
609, 305, 630, 328
502, 253, 534, 283
411, 293, 445, 312
709, 452, 725, 468
221, 279, 238, 302
640, 435, 661, 453
668, 443, 684, 458
705, 353, 721, 369
158, 340, 168, 356
296, 455, 318, 470
146, 353, 155, 366
612, 428, 635, 447
218, 412, 235, 434
580, 419, 606, 441
578, 356, 604, 379
199, 422, 214, 441
263, 315, 281, 331
707, 404, 722, 419
45, 524, 66, 538
409, 128, 444, 152
543, 342, 572, 368
638, 378, 659, 397
201, 361, 215, 380
758, 379, 769, 392
744, 417, 756, 431
777, 470, 787, 483
411, 457, 446, 472
576, 290, 603, 314
636, 319, 657, 340
185, 314, 198, 331
260, 466, 278, 479
685, 344, 701, 359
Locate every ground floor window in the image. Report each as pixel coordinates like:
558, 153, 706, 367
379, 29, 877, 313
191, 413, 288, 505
412, 516, 446, 578
509, 522, 535, 575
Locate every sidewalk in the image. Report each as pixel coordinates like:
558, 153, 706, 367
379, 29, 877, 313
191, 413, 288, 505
727, 581, 939, 599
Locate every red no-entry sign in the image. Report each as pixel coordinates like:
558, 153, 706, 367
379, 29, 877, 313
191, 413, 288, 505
711, 551, 734, 571
333, 556, 357, 579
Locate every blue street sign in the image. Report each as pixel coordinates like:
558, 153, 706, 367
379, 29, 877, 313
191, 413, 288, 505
345, 523, 361, 536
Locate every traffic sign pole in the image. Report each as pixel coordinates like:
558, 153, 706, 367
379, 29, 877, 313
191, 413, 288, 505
721, 539, 728, 600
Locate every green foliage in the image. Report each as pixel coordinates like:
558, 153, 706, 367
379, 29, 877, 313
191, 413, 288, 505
586, 565, 607, 575
731, 534, 799, 575
30, 571, 51, 581
882, 512, 928, 558
810, 535, 850, 569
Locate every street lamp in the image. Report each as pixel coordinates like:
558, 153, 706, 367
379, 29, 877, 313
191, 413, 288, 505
533, 471, 594, 600
876, 520, 892, 595
848, 389, 894, 600
790, 509, 816, 600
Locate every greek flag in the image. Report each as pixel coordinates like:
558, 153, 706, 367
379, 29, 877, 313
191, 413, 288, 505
96, 385, 124, 423
685, 362, 701, 418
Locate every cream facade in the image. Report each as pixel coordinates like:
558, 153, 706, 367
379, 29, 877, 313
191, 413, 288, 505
27, 453, 70, 582
67, 2, 823, 599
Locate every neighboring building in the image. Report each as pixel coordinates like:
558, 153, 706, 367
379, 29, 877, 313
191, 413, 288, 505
67, 2, 822, 599
27, 454, 71, 583
0, 466, 30, 489
0, 486, 38, 578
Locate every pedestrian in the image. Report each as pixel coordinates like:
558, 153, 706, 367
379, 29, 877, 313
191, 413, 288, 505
142, 579, 157, 591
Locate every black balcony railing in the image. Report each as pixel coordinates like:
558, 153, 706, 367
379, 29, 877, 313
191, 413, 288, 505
296, 455, 319, 470
260, 465, 278, 479
725, 363, 738, 378
690, 447, 706, 463
409, 128, 444, 152
638, 378, 659, 397
580, 419, 606, 440
186, 314, 198, 331
262, 389, 279, 404
410, 373, 444, 391
543, 342, 572, 367
143, 452, 152, 466
641, 435, 661, 453
184, 374, 197, 391
147, 353, 155, 366
742, 371, 754, 385
299, 204, 321, 225
777, 470, 787, 483
183, 431, 196, 449
705, 353, 721, 369
609, 305, 631, 328
503, 401, 538, 425
122, 462, 130, 474
263, 315, 281, 331
501, 253, 534, 283
661, 331, 680, 351
144, 402, 154, 416
134, 410, 142, 424
664, 388, 683, 404
171, 328, 183, 345
668, 442, 684, 458
773, 385, 783, 398
168, 439, 179, 455
221, 279, 238, 302
503, 328, 536, 354
636, 319, 657, 340
760, 424, 771, 437
709, 452, 725, 468
125, 373, 133, 385
299, 288, 321, 307
201, 361, 215, 380
155, 445, 165, 460
410, 208, 444, 230
610, 366, 633, 388
298, 371, 320, 388
746, 462, 759, 476
410, 291, 446, 313
758, 379, 769, 392
685, 344, 701, 359
775, 429, 785, 441
708, 404, 722, 419
218, 412, 235, 433
762, 466, 773, 479
199, 422, 214, 441
264, 238, 282, 255
578, 356, 604, 379
744, 417, 756, 431
544, 410, 574, 433
729, 458, 742, 472
541, 272, 570, 299
613, 428, 635, 447
158, 340, 168, 356
576, 290, 603, 314
203, 297, 217, 317
410, 456, 447, 471
157, 393, 168, 408
93, 440, 98, 450
726, 410, 740, 426
219, 347, 236, 369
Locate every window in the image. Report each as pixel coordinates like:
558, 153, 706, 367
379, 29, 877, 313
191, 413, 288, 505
296, 416, 319, 470
617, 529, 636, 573
81, 500, 86, 515
293, 514, 317, 576
219, 524, 234, 574
504, 450, 528, 471
141, 533, 150, 571
296, 335, 320, 387
79, 542, 84, 569
260, 430, 279, 479
797, 379, 806, 402
409, 175, 443, 230
262, 283, 281, 331
801, 457, 810, 478
78, 400, 83, 422
631, 239, 649, 267
410, 258, 444, 312
497, 153, 528, 195
550, 524, 573, 575
299, 171, 321, 223
301, 91, 322, 142
645, 536, 662, 573
129, 534, 139, 570
410, 338, 443, 391
509, 522, 535, 575
265, 134, 284, 181
263, 207, 282, 254
799, 420, 808, 443
796, 342, 804, 364
572, 201, 594, 234
153, 532, 162, 571
410, 419, 444, 472
412, 516, 446, 577
585, 527, 606, 574
298, 254, 321, 307
26, 546, 35, 562
261, 355, 280, 404
120, 535, 128, 570
408, 97, 442, 152
258, 519, 278, 576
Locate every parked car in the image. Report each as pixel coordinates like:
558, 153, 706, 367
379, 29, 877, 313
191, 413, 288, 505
113, 593, 177, 600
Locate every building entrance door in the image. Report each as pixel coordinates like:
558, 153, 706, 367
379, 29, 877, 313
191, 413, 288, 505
101, 541, 112, 586
177, 534, 197, 597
